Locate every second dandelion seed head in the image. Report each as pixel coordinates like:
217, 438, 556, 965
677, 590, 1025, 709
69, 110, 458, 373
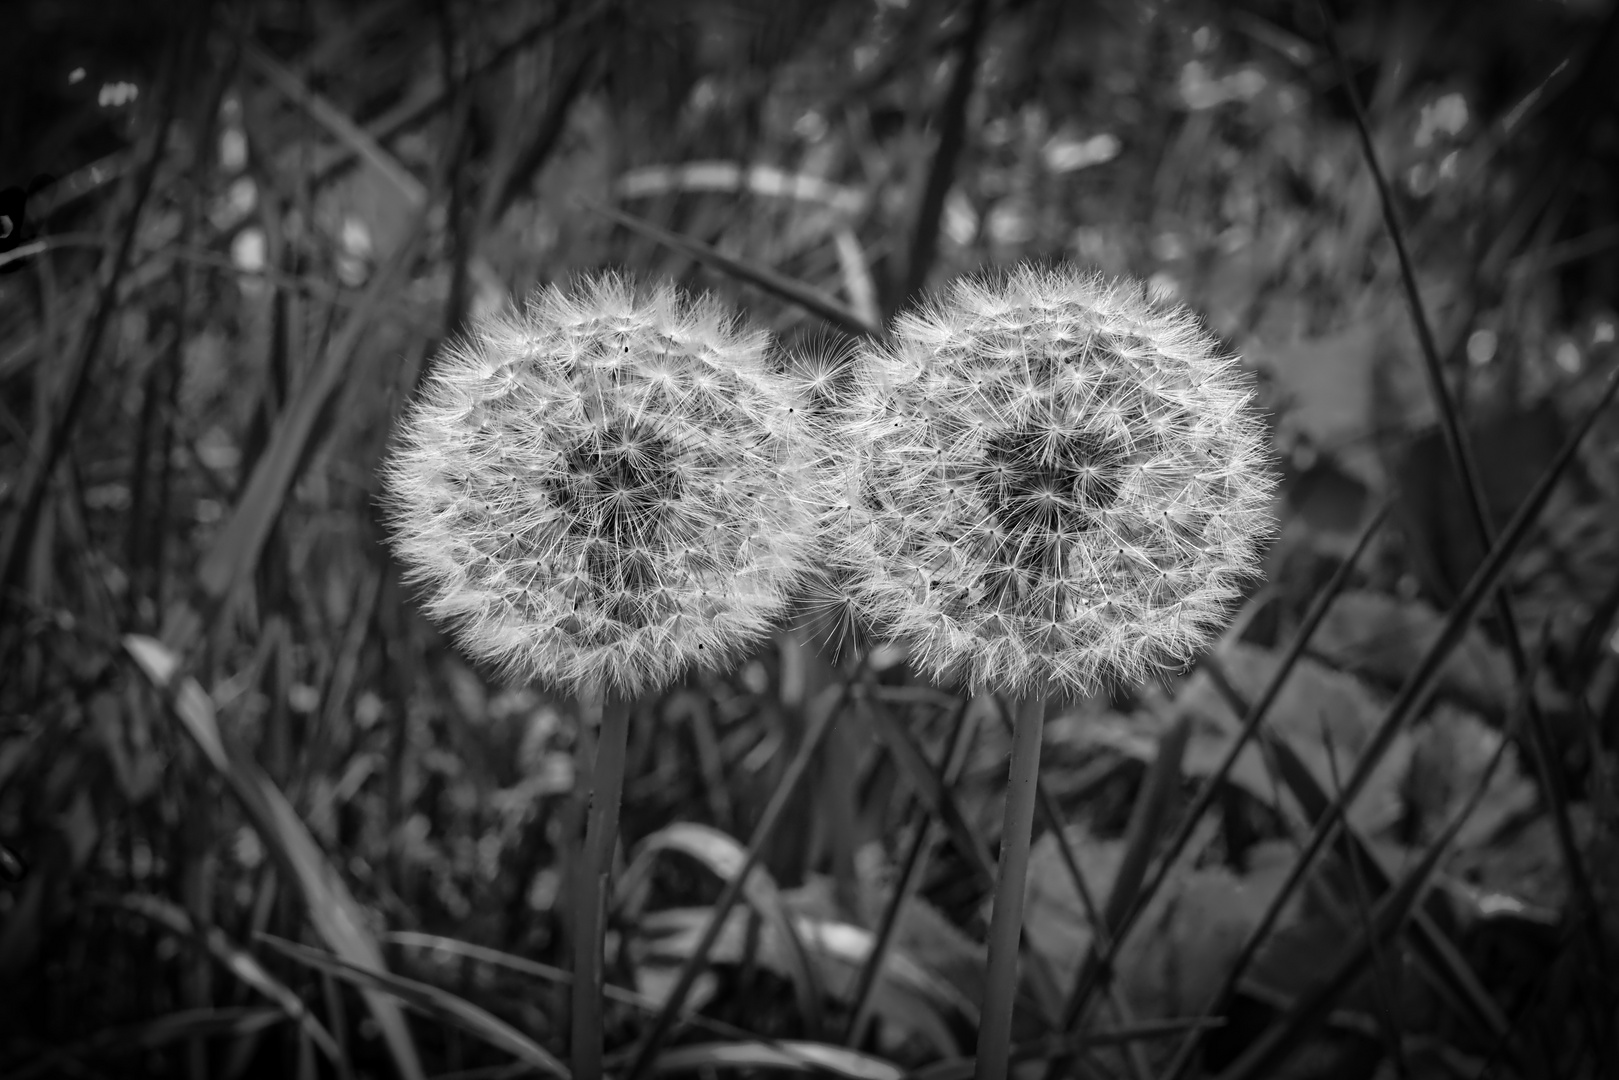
826, 265, 1277, 700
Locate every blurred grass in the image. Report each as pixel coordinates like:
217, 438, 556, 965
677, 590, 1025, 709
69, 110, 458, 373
3, 0, 1619, 1077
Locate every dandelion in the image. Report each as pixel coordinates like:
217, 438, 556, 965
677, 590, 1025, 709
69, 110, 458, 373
826, 264, 1275, 701
820, 264, 1275, 1080
381, 273, 828, 1078
383, 273, 823, 700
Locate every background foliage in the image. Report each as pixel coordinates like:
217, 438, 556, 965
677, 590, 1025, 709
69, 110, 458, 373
3, 0, 1619, 1077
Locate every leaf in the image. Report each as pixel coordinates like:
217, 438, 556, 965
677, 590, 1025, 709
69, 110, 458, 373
620, 823, 824, 1032
123, 634, 227, 771
1057, 647, 1405, 835
1307, 589, 1512, 711
1174, 643, 1413, 836
1022, 825, 1297, 1023
1238, 913, 1438, 1033
1212, 616, 1524, 1078
794, 862, 989, 1047
632, 905, 962, 1057
633, 964, 721, 1019
1446, 808, 1590, 916
1390, 399, 1574, 607
1406, 703, 1536, 850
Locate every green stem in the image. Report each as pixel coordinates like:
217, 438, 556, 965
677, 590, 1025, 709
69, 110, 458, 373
571, 690, 632, 1080
975, 694, 1047, 1080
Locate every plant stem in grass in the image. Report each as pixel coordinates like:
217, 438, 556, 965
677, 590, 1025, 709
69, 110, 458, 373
572, 690, 632, 1080
975, 694, 1048, 1080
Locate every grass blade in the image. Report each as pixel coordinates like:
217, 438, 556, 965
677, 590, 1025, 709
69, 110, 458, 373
12, 1008, 287, 1080
663, 690, 736, 832
648, 1040, 902, 1080
582, 201, 883, 340
385, 931, 750, 1038
240, 40, 426, 209
194, 221, 424, 602
900, 0, 992, 305
112, 893, 344, 1065
258, 935, 567, 1078
389, 930, 924, 1075
123, 634, 426, 1080
476, 27, 599, 235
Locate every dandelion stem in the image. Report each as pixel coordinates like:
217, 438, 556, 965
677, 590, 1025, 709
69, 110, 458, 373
571, 689, 632, 1080
975, 693, 1048, 1080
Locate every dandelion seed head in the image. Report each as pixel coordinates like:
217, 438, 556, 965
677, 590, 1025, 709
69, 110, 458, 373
825, 264, 1277, 700
383, 273, 828, 699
